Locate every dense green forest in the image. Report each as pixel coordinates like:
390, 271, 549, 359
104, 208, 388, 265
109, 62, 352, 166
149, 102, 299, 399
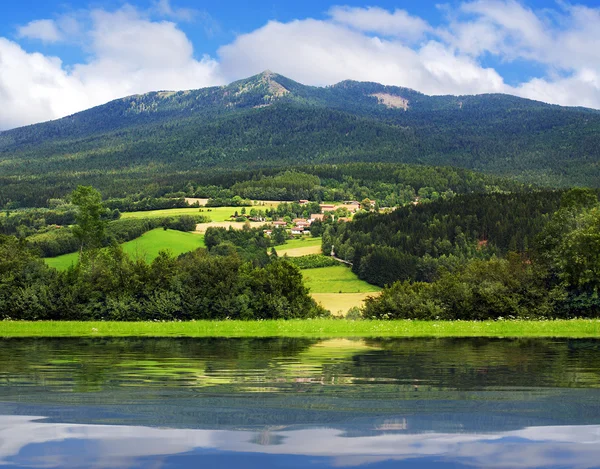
325, 190, 565, 286
2, 71, 600, 208
343, 189, 600, 319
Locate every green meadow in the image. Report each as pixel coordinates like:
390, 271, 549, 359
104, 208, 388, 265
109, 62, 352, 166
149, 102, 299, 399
120, 202, 280, 223
0, 319, 598, 338
301, 265, 382, 314
302, 266, 382, 294
277, 237, 323, 257
45, 228, 205, 270
281, 237, 322, 250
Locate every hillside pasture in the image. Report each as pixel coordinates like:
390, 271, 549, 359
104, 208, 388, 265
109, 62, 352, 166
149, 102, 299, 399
121, 202, 283, 223
277, 237, 322, 257
301, 265, 382, 315
45, 229, 205, 270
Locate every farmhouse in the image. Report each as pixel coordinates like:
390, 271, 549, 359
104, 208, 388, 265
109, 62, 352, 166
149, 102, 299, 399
320, 204, 335, 212
310, 214, 324, 222
293, 218, 311, 227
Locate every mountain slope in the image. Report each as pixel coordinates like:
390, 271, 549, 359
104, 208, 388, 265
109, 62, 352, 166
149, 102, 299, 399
2, 71, 600, 206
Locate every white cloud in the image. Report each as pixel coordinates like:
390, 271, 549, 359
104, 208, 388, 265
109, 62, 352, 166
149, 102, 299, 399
4, 1, 600, 131
0, 38, 89, 129
328, 6, 432, 41
0, 6, 222, 130
17, 19, 63, 43
217, 18, 505, 96
152, 0, 198, 22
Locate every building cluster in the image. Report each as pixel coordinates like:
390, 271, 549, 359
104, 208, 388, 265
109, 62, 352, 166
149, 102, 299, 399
263, 200, 366, 236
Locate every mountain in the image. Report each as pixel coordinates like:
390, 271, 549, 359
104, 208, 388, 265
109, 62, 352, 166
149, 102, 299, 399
2, 70, 600, 206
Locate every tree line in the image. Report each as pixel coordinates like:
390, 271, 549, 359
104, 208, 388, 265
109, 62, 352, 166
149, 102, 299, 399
360, 189, 600, 319
0, 187, 325, 320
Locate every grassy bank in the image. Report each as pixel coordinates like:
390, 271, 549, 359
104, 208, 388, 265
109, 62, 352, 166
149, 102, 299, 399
0, 319, 598, 338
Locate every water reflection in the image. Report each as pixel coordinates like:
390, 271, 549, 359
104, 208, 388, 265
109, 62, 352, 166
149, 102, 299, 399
0, 337, 599, 468
2, 416, 600, 469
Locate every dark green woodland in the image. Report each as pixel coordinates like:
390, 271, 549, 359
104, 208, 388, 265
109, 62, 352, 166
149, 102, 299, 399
2, 71, 600, 207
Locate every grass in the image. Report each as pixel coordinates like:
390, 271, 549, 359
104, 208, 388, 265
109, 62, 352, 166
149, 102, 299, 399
282, 237, 322, 250
279, 245, 323, 257
312, 293, 379, 315
301, 264, 382, 315
0, 319, 599, 338
45, 229, 205, 270
302, 266, 381, 294
120, 203, 280, 223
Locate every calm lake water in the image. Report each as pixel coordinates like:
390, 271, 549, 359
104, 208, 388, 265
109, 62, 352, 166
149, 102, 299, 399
0, 337, 599, 468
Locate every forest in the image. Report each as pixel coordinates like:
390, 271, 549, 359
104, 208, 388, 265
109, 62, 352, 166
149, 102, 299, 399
3, 72, 600, 208
339, 189, 600, 319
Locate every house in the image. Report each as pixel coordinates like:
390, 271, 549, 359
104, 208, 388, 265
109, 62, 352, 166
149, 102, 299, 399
293, 218, 311, 226
263, 230, 273, 236
291, 226, 305, 235
299, 199, 309, 205
272, 221, 287, 227
310, 214, 324, 222
346, 201, 361, 212
320, 204, 336, 212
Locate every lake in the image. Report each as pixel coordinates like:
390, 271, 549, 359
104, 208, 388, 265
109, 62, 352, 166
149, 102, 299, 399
0, 337, 599, 468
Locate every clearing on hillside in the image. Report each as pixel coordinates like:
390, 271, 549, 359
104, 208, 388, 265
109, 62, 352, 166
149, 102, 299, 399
301, 265, 381, 315
45, 229, 205, 270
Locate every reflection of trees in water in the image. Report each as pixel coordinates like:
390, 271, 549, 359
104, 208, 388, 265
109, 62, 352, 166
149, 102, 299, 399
0, 337, 599, 395
350, 338, 600, 390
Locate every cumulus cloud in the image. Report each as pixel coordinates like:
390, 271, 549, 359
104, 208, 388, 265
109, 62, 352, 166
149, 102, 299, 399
3, 1, 600, 130
328, 6, 432, 41
217, 19, 504, 96
0, 6, 222, 130
152, 0, 197, 22
17, 19, 63, 43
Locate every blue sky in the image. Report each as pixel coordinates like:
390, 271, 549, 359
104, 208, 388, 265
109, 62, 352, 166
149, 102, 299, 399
2, 0, 600, 129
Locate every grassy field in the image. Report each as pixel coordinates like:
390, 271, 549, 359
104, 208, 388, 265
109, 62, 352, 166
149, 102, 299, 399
311, 293, 379, 315
301, 265, 382, 314
278, 237, 322, 257
282, 237, 322, 250
120, 202, 280, 223
279, 245, 322, 257
302, 266, 381, 294
0, 319, 598, 338
45, 229, 205, 270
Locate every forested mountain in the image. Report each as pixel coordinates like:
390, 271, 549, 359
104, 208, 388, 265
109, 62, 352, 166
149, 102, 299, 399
2, 70, 600, 207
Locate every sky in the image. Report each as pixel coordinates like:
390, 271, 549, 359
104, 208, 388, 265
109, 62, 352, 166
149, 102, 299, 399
1, 0, 600, 130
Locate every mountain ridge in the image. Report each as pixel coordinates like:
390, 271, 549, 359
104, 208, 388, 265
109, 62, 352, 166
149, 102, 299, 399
2, 71, 600, 206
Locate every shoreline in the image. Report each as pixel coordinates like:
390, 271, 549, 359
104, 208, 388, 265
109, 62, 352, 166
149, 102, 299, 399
0, 319, 599, 338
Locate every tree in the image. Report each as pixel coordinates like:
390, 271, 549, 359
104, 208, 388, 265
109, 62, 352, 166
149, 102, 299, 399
71, 186, 107, 257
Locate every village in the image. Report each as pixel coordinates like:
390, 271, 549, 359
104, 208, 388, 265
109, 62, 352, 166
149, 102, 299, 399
227, 199, 377, 236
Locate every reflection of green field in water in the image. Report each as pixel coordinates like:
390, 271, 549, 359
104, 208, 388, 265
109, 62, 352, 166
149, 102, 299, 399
2, 337, 600, 408
45, 229, 205, 270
